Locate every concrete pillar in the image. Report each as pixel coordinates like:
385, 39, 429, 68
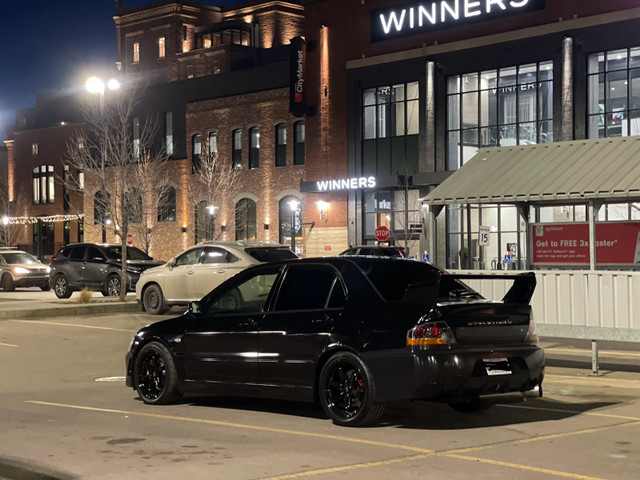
560, 37, 574, 141
423, 61, 436, 172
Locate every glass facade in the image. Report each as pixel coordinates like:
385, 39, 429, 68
588, 47, 640, 138
446, 61, 553, 170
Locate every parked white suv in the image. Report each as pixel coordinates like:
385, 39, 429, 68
136, 241, 297, 314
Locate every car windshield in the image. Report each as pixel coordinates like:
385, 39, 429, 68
105, 246, 152, 261
244, 247, 297, 262
1, 252, 40, 265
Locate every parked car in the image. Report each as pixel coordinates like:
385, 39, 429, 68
49, 243, 164, 299
339, 245, 407, 258
0, 248, 51, 291
136, 240, 298, 315
126, 256, 544, 426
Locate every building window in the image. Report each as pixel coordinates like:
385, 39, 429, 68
78, 171, 85, 191
192, 134, 202, 173
293, 121, 305, 165
279, 196, 302, 245
362, 82, 420, 176
157, 185, 176, 222
132, 116, 140, 158
232, 129, 242, 170
133, 42, 140, 63
249, 127, 260, 169
32, 165, 55, 204
208, 131, 218, 157
275, 123, 287, 166
94, 190, 110, 226
235, 198, 256, 240
63, 165, 70, 213
588, 47, 640, 138
165, 111, 174, 155
363, 190, 420, 241
32, 143, 38, 155
446, 61, 553, 170
158, 37, 165, 58
195, 201, 216, 242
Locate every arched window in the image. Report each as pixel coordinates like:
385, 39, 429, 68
208, 131, 218, 157
195, 200, 216, 242
249, 127, 260, 169
232, 129, 242, 170
275, 123, 287, 167
294, 121, 305, 165
192, 134, 202, 173
279, 195, 301, 245
235, 198, 256, 240
32, 165, 55, 204
157, 185, 176, 222
94, 190, 110, 226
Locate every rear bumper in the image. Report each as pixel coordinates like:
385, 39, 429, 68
362, 344, 545, 403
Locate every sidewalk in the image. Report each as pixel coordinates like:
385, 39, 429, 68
0, 289, 142, 320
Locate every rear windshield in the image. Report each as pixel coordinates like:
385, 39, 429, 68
245, 247, 297, 263
105, 246, 152, 261
1, 252, 39, 265
353, 258, 480, 303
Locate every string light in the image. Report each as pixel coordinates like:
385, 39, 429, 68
2, 214, 85, 225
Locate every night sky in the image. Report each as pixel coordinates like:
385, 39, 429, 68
0, 0, 242, 142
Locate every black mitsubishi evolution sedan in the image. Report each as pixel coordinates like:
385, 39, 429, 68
126, 257, 544, 427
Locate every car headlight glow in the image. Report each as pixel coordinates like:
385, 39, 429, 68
45, 266, 51, 274
13, 267, 29, 275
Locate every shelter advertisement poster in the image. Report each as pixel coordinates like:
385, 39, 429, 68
532, 223, 640, 265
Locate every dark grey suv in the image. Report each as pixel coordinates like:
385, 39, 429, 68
49, 243, 164, 299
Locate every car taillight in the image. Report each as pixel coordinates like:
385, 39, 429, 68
524, 312, 538, 343
51, 254, 57, 262
407, 321, 456, 347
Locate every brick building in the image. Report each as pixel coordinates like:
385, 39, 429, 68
4, 0, 310, 262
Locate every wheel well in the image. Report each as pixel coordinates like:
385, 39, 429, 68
313, 346, 360, 402
1, 272, 13, 283
140, 282, 162, 310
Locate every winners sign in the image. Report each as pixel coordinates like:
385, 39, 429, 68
371, 0, 545, 42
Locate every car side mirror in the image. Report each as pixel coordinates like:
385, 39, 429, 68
189, 300, 202, 315
92, 256, 106, 263
167, 258, 176, 270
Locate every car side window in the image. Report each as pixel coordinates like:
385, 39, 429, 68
86, 247, 105, 261
175, 248, 203, 266
274, 266, 336, 311
202, 247, 237, 264
69, 246, 86, 260
207, 269, 280, 314
327, 278, 347, 308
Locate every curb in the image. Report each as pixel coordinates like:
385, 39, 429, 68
0, 302, 142, 320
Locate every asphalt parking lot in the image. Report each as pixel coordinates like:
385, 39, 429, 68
1, 288, 639, 479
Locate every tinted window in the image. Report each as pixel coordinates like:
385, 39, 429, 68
244, 247, 297, 262
1, 252, 39, 264
105, 246, 152, 261
175, 248, 203, 266
327, 279, 347, 308
86, 247, 106, 261
274, 266, 336, 311
202, 247, 239, 264
355, 259, 442, 302
208, 270, 279, 314
69, 246, 86, 260
58, 246, 74, 258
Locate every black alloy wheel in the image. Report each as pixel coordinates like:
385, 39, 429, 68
53, 274, 72, 299
319, 352, 385, 427
143, 284, 167, 315
1, 274, 15, 292
105, 274, 121, 297
133, 341, 181, 405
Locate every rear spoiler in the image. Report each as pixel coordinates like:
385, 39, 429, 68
447, 272, 536, 305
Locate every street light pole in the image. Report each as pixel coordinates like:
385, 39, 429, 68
85, 77, 119, 243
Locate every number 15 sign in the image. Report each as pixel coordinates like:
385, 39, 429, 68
479, 226, 491, 246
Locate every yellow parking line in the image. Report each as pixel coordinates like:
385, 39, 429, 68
12, 319, 135, 333
0, 342, 18, 347
502, 404, 640, 422
26, 400, 606, 480
546, 347, 640, 358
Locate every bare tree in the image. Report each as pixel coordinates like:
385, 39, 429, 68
0, 185, 31, 248
64, 82, 169, 300
187, 136, 240, 242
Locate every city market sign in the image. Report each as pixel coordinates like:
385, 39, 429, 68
371, 0, 545, 42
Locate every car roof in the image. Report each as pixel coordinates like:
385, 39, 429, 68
347, 245, 405, 250
194, 240, 289, 249
0, 248, 27, 253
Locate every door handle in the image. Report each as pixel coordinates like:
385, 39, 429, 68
186, 271, 195, 275
216, 270, 225, 274
239, 318, 258, 328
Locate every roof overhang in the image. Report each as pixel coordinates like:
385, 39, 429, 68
423, 136, 640, 207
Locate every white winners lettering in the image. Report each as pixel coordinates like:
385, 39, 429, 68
316, 177, 376, 192
379, 0, 531, 35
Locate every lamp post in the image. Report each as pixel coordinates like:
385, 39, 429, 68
1, 216, 8, 247
288, 199, 300, 252
85, 76, 120, 242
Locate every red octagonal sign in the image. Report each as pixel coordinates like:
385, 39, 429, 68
374, 226, 390, 242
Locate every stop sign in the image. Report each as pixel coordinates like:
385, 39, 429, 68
374, 226, 390, 242
126, 233, 133, 246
